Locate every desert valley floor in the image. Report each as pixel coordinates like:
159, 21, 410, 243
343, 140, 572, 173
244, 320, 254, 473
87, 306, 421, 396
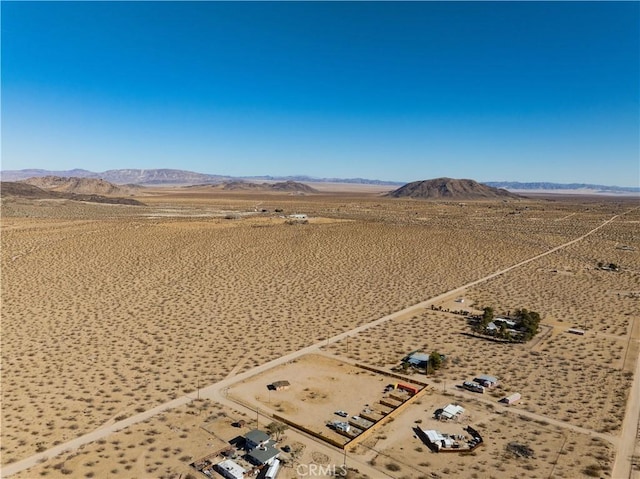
1, 185, 639, 479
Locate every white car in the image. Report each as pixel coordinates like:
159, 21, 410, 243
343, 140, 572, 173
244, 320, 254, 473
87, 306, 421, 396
335, 410, 348, 417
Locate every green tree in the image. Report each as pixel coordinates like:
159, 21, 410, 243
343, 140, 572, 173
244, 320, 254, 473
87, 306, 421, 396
429, 351, 443, 370
480, 306, 494, 329
514, 309, 541, 341
266, 421, 288, 441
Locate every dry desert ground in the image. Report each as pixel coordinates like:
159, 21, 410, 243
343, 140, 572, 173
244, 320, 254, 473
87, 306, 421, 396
1, 186, 639, 478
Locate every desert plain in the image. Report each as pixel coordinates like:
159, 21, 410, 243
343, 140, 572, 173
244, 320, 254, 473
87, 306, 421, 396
1, 184, 639, 478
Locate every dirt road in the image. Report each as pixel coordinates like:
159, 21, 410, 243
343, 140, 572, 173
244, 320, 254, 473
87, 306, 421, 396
611, 330, 640, 479
1, 212, 633, 478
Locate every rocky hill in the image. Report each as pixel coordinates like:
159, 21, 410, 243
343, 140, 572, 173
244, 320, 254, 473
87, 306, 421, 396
221, 180, 317, 193
387, 178, 521, 200
1, 182, 144, 205
20, 176, 143, 196
270, 181, 318, 193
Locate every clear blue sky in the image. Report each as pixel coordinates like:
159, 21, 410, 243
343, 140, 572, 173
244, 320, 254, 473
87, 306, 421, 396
2, 1, 639, 186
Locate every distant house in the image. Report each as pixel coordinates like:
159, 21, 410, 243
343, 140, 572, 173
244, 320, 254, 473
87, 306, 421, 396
217, 459, 246, 479
495, 318, 517, 328
473, 375, 499, 388
404, 351, 429, 369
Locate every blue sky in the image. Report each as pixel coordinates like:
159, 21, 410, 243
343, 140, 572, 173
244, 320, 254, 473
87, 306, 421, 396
2, 1, 639, 185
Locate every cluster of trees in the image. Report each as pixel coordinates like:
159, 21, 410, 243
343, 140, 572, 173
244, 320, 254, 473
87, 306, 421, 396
266, 421, 288, 441
514, 309, 541, 341
429, 351, 443, 371
476, 306, 541, 342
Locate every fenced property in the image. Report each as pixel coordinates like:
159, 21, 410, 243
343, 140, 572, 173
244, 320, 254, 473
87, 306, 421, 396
225, 354, 427, 451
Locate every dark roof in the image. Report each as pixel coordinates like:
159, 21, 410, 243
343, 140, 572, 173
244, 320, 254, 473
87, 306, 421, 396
245, 429, 270, 445
247, 445, 280, 465
271, 380, 290, 388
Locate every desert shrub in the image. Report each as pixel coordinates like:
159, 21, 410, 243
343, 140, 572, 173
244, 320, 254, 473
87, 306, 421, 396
583, 464, 602, 477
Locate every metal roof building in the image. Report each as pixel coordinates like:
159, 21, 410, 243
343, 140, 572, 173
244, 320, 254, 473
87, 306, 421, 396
217, 459, 246, 479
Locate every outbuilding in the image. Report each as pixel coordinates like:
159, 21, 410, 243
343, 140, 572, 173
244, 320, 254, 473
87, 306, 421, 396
439, 404, 465, 420
265, 459, 281, 479
217, 459, 246, 479
474, 375, 499, 388
501, 392, 521, 405
405, 352, 430, 369
270, 380, 290, 391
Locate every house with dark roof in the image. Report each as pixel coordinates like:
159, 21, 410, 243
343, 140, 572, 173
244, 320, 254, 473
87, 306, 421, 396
247, 442, 280, 466
244, 429, 270, 450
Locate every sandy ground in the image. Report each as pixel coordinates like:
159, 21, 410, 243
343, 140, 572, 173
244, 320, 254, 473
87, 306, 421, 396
227, 354, 423, 445
1, 191, 639, 478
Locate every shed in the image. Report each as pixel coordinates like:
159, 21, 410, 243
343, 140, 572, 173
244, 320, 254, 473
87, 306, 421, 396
270, 380, 290, 391
265, 458, 281, 479
440, 404, 465, 420
217, 459, 246, 479
422, 429, 455, 450
474, 375, 499, 388
501, 392, 521, 405
333, 421, 350, 432
397, 383, 419, 395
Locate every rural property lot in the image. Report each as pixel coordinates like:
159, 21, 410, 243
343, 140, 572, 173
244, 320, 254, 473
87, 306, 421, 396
226, 354, 423, 446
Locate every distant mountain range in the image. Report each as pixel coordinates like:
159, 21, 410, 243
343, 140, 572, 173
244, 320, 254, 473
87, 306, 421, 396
0, 169, 637, 192
485, 181, 639, 194
0, 168, 402, 186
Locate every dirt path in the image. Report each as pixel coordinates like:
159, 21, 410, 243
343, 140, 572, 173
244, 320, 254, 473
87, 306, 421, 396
0, 212, 630, 478
612, 321, 640, 479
